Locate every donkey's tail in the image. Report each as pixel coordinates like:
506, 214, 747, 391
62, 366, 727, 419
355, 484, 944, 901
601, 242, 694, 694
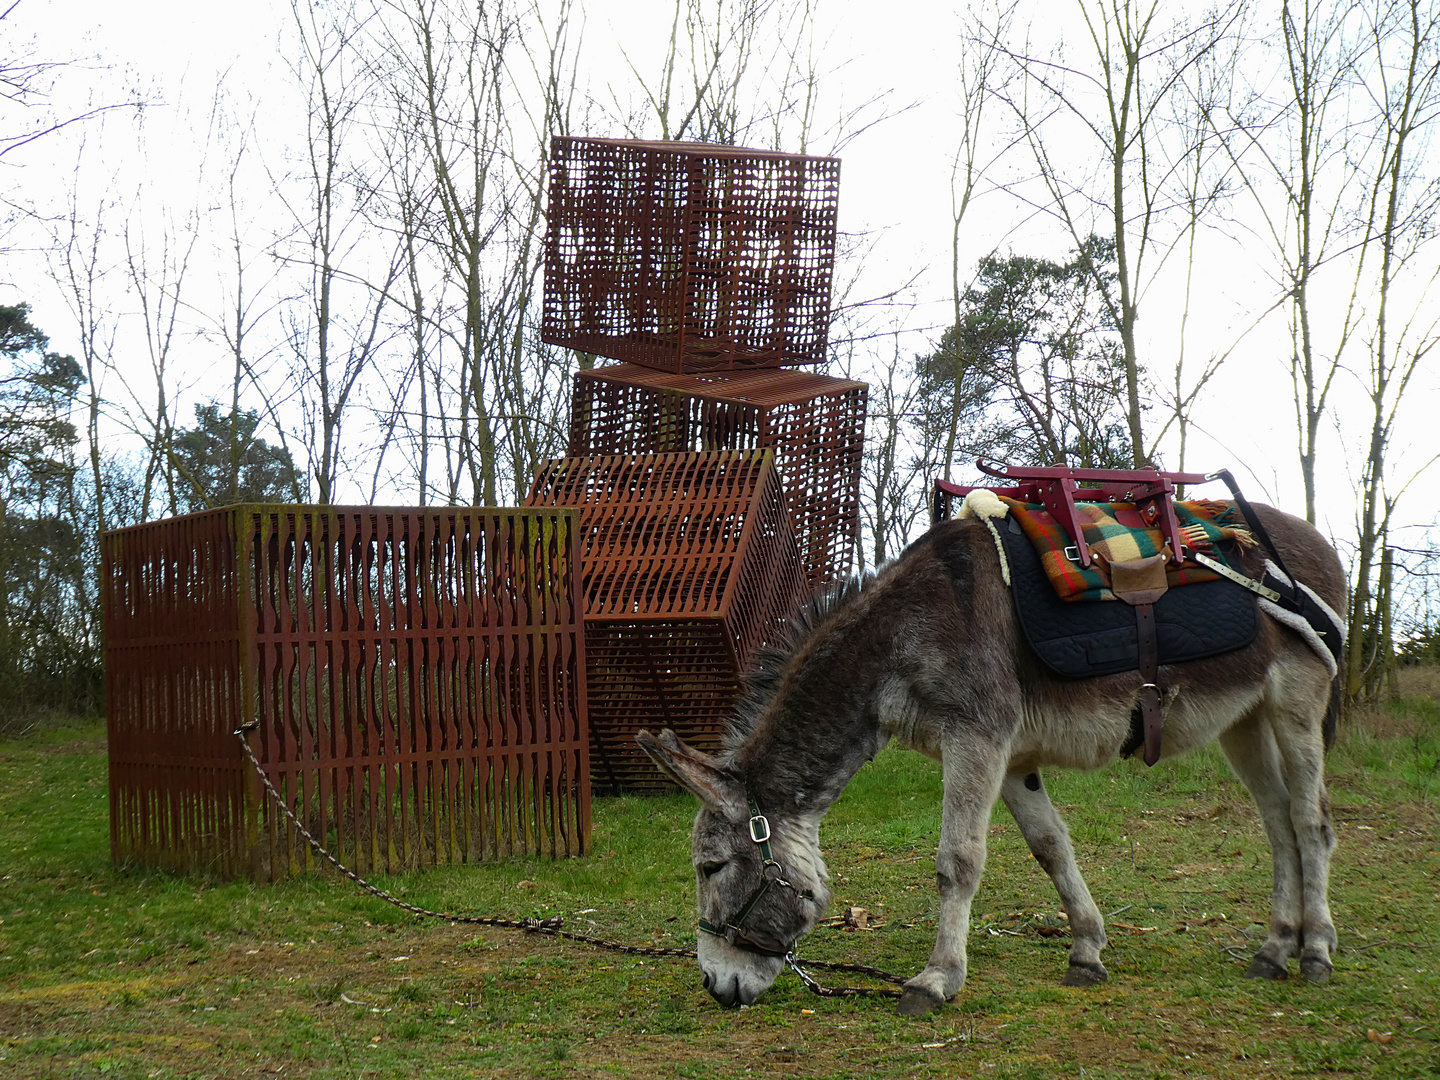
1323, 671, 1342, 753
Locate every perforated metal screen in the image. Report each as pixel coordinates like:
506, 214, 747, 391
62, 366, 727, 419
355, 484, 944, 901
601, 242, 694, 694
104, 507, 589, 880
568, 364, 866, 589
525, 451, 808, 792
542, 138, 840, 372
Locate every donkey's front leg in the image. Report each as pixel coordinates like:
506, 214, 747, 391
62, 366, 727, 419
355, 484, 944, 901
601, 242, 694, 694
1000, 770, 1108, 986
898, 737, 1008, 1016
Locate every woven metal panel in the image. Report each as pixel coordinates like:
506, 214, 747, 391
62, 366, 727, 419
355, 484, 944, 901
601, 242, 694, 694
568, 364, 867, 587
525, 451, 808, 793
104, 507, 589, 881
542, 137, 840, 372
104, 511, 250, 877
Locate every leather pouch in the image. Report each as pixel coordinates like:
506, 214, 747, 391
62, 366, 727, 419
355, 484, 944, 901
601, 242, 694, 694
1110, 552, 1170, 606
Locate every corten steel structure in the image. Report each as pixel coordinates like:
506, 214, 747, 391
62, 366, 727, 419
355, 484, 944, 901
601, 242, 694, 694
525, 451, 808, 793
568, 363, 867, 589
104, 506, 589, 882
542, 137, 841, 373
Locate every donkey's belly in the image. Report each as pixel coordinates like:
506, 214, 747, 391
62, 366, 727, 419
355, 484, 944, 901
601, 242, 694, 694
1009, 697, 1134, 772
1010, 676, 1269, 773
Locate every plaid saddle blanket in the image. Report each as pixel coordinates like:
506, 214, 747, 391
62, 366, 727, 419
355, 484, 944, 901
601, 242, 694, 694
1000, 497, 1253, 602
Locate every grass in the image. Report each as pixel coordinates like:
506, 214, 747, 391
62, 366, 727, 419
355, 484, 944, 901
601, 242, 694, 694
0, 672, 1437, 1078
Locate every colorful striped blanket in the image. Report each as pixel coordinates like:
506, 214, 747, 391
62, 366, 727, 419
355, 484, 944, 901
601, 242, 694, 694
999, 497, 1253, 602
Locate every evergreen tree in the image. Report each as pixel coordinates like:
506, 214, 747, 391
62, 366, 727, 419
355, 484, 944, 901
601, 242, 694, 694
171, 404, 302, 512
0, 303, 100, 720
918, 236, 1137, 473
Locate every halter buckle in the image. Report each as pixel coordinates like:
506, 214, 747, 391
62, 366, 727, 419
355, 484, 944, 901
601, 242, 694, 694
748, 813, 771, 845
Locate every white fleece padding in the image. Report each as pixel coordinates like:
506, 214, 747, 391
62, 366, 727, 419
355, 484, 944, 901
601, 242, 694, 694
1258, 559, 1346, 679
956, 488, 1010, 521
956, 488, 1011, 586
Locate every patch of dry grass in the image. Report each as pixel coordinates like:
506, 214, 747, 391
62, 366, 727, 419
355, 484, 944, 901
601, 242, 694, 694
1397, 663, 1440, 701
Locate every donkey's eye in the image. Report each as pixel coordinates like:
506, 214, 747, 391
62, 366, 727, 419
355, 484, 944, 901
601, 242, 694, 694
698, 861, 727, 881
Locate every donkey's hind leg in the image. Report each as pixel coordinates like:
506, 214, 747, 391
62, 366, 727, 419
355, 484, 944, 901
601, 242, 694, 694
1001, 770, 1108, 986
1219, 700, 1337, 983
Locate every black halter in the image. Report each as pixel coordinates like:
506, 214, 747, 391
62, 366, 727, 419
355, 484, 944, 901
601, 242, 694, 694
697, 795, 817, 958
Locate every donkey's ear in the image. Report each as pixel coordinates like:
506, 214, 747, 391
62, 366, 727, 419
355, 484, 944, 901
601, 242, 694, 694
636, 729, 744, 817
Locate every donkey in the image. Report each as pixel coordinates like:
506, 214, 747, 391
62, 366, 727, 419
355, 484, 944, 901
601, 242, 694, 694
637, 500, 1347, 1015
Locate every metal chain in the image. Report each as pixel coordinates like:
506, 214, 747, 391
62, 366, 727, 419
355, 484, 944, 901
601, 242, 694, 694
234, 727, 905, 999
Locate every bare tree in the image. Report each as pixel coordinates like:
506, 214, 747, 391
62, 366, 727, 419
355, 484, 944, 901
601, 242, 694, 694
1342, 0, 1440, 706
369, 0, 583, 505
617, 0, 781, 145
276, 0, 399, 504
989, 0, 1247, 466
928, 1, 1021, 483
1214, 0, 1369, 521
0, 0, 141, 163
121, 196, 201, 517
44, 151, 117, 536
207, 119, 298, 506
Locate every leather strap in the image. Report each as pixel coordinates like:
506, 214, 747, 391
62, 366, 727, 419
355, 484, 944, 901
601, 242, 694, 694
1206, 469, 1298, 590
1135, 603, 1162, 766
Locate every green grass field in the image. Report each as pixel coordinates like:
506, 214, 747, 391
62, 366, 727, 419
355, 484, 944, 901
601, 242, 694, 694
0, 671, 1436, 1078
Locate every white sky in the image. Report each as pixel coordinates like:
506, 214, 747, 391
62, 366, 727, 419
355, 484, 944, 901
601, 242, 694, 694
4, 0, 1439, 562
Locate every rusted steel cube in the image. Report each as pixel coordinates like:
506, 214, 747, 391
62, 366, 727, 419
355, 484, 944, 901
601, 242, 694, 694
524, 451, 808, 793
568, 363, 867, 588
542, 137, 840, 373
103, 506, 589, 881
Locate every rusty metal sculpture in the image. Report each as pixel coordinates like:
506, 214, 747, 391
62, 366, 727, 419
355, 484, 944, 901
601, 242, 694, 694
568, 363, 866, 590
104, 506, 589, 881
525, 451, 808, 793
542, 137, 841, 373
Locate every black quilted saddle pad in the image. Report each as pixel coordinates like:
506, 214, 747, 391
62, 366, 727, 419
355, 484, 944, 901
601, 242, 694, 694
998, 514, 1258, 679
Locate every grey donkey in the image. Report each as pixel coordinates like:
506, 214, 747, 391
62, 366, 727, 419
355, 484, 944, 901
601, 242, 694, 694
638, 501, 1347, 1016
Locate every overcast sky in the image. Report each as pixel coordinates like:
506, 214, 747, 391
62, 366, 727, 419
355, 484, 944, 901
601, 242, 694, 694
4, 0, 1438, 555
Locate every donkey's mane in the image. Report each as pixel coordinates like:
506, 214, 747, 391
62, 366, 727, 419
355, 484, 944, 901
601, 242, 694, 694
722, 570, 877, 756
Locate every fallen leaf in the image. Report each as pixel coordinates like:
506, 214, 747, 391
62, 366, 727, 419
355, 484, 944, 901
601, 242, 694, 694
1367, 1029, 1394, 1044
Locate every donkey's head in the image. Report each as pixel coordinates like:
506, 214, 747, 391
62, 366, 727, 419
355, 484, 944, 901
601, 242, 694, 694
637, 728, 831, 1006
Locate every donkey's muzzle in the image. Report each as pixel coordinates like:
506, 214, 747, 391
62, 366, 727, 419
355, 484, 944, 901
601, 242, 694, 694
702, 969, 739, 1007
701, 969, 762, 1008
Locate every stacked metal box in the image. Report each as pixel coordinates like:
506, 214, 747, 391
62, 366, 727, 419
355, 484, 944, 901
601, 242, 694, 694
539, 137, 869, 790
525, 452, 808, 792
543, 137, 841, 373
567, 363, 867, 591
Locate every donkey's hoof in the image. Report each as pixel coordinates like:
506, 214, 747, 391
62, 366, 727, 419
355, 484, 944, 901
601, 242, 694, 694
1244, 954, 1289, 981
1062, 961, 1108, 987
897, 985, 946, 1016
1300, 956, 1333, 984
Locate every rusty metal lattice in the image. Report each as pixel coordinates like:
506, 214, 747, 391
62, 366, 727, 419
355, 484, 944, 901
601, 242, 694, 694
104, 507, 589, 881
525, 451, 808, 793
542, 137, 841, 373
568, 363, 867, 588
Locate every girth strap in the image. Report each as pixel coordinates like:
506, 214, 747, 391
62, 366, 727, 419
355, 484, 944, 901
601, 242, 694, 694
1110, 553, 1168, 767
1135, 602, 1162, 766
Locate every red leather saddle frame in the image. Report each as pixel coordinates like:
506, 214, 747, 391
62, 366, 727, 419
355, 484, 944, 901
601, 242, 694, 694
933, 460, 1210, 570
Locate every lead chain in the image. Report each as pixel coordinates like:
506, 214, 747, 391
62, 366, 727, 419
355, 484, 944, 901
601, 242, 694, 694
234, 726, 907, 996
